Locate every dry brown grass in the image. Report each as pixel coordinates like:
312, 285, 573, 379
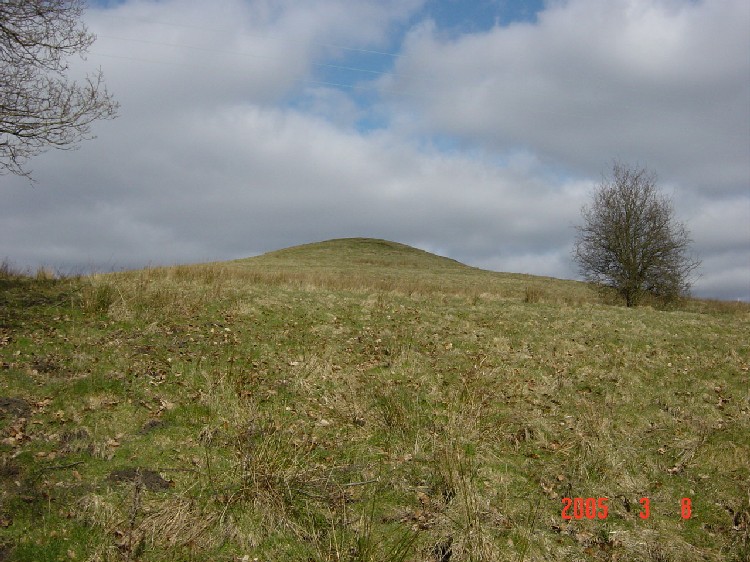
1, 239, 747, 561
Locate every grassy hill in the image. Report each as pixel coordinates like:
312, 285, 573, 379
228, 238, 592, 305
0, 239, 748, 561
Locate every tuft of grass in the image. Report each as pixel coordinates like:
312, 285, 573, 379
0, 259, 23, 280
78, 277, 118, 313
34, 267, 56, 281
523, 286, 545, 304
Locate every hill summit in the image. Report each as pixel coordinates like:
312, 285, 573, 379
227, 237, 592, 301
247, 238, 469, 272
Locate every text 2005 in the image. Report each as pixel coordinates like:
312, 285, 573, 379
561, 497, 692, 520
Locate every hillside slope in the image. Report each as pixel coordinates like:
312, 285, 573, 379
0, 240, 748, 561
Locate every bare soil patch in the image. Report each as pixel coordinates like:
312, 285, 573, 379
107, 467, 172, 492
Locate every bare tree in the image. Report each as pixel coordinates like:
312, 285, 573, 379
0, 0, 118, 178
573, 162, 700, 307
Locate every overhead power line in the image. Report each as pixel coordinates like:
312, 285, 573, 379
95, 12, 404, 59
89, 49, 428, 100
86, 11, 434, 98
96, 33, 407, 79
88, 8, 681, 123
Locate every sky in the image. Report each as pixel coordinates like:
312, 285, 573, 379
2, 0, 749, 301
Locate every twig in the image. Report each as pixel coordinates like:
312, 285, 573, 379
42, 460, 84, 471
343, 478, 379, 487
127, 469, 143, 561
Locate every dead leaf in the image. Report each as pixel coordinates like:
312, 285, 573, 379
159, 399, 175, 411
417, 491, 431, 507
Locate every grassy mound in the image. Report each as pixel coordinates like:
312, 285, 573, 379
227, 238, 591, 305
0, 240, 748, 561
250, 238, 469, 269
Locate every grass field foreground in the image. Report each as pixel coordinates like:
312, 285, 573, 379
0, 238, 748, 561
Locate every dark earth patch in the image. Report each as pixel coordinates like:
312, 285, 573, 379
139, 419, 167, 434
0, 398, 30, 419
108, 467, 172, 492
31, 354, 61, 374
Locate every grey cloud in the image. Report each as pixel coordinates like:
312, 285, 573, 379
2, 99, 584, 274
86, 0, 424, 110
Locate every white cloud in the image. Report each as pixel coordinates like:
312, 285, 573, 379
384, 0, 750, 193
86, 0, 422, 110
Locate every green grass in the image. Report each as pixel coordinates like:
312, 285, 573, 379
1, 239, 748, 561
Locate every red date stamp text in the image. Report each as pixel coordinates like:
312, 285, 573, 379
561, 497, 692, 520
